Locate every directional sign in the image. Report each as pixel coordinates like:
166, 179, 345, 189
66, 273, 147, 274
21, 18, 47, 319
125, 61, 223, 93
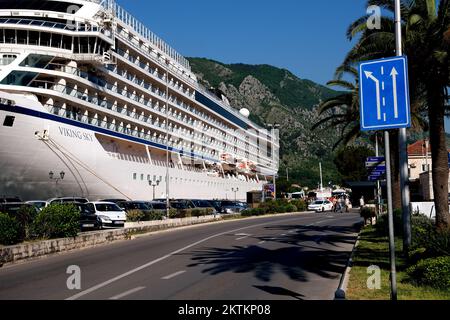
360, 56, 411, 131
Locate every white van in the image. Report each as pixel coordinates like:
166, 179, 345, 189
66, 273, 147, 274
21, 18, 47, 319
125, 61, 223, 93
86, 202, 127, 228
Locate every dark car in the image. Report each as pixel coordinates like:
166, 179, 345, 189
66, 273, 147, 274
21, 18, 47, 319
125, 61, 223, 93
117, 201, 152, 214
189, 199, 217, 214
216, 200, 248, 214
0, 202, 39, 217
169, 200, 193, 210
208, 200, 223, 213
0, 196, 23, 204
144, 201, 167, 211
71, 203, 101, 231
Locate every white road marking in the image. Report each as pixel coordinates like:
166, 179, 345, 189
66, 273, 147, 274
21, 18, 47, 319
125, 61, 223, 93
280, 234, 287, 236
162, 270, 186, 280
235, 234, 252, 240
109, 287, 145, 300
66, 216, 309, 300
258, 241, 266, 244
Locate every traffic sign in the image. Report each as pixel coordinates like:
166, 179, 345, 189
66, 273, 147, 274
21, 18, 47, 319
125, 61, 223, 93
359, 56, 411, 131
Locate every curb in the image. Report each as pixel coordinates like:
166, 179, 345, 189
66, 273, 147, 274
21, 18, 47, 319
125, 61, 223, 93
334, 228, 362, 300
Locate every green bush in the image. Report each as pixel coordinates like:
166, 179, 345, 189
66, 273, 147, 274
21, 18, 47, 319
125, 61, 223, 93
360, 206, 376, 220
285, 204, 297, 213
0, 213, 22, 245
30, 204, 80, 239
290, 200, 307, 211
145, 210, 166, 221
406, 256, 450, 289
375, 209, 403, 236
127, 209, 145, 222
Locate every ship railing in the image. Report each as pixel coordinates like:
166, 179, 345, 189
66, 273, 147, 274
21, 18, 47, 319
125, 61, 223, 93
30, 80, 273, 164
0, 17, 106, 34
43, 103, 219, 160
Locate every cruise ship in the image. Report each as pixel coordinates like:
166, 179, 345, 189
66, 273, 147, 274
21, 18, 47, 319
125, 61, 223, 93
0, 0, 279, 201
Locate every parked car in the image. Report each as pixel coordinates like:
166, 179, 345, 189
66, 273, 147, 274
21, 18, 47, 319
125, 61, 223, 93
308, 200, 334, 212
0, 202, 39, 216
208, 200, 223, 213
86, 202, 127, 228
98, 198, 128, 205
144, 201, 167, 211
25, 200, 48, 211
70, 203, 101, 231
217, 200, 248, 214
0, 196, 22, 204
169, 200, 193, 210
189, 199, 217, 214
47, 197, 89, 205
117, 201, 152, 215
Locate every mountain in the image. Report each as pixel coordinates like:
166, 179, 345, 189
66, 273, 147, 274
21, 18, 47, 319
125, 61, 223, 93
188, 58, 343, 187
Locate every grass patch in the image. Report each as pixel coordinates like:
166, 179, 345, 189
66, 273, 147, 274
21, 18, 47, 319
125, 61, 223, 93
346, 226, 450, 300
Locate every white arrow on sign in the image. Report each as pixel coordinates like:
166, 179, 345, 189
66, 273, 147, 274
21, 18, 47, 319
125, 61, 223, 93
390, 67, 399, 119
364, 71, 381, 120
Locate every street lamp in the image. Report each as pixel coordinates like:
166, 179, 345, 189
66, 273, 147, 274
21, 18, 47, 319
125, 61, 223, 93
231, 187, 239, 201
149, 180, 160, 200
267, 123, 280, 200
49, 170, 65, 197
49, 170, 65, 184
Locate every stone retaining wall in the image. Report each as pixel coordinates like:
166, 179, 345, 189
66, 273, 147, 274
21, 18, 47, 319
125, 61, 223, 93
0, 215, 222, 266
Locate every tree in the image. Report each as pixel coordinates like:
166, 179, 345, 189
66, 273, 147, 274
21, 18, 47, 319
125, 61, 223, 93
345, 0, 450, 230
334, 146, 375, 182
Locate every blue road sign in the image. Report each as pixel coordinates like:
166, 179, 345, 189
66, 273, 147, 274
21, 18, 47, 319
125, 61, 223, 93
360, 56, 411, 131
367, 157, 385, 163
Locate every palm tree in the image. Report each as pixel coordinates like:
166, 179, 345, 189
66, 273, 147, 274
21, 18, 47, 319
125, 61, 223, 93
312, 65, 361, 149
344, 0, 450, 230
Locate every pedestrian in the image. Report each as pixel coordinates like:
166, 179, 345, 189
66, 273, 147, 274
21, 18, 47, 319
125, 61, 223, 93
345, 197, 350, 212
338, 197, 344, 213
359, 196, 365, 208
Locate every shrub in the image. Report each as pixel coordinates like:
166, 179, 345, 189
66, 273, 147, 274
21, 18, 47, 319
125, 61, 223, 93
0, 213, 22, 245
375, 209, 403, 236
30, 204, 80, 239
127, 209, 145, 222
406, 256, 450, 289
360, 206, 376, 221
285, 204, 297, 213
290, 200, 307, 211
145, 210, 166, 221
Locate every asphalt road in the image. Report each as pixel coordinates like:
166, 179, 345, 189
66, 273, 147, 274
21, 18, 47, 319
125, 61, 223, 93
0, 211, 362, 300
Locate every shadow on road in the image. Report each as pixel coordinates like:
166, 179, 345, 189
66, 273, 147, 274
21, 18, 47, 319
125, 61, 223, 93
184, 221, 362, 284
253, 285, 305, 300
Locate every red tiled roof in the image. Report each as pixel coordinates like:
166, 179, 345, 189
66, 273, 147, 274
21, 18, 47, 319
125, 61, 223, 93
408, 139, 450, 155
408, 139, 429, 156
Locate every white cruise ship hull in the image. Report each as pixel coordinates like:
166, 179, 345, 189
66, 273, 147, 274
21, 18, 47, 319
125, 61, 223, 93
0, 99, 263, 201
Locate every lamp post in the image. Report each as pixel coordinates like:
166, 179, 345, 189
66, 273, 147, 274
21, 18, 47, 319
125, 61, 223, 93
149, 180, 160, 200
231, 187, 239, 202
267, 123, 280, 200
49, 171, 65, 197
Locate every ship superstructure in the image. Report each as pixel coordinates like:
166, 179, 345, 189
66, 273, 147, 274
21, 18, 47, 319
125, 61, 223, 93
0, 0, 279, 200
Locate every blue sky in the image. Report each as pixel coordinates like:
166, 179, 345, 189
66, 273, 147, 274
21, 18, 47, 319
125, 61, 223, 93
116, 0, 367, 85
116, 0, 450, 131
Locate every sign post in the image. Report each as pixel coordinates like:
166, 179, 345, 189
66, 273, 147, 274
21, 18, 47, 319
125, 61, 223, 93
360, 54, 411, 301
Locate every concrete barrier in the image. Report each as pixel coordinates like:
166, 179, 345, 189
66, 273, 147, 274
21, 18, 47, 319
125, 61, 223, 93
0, 215, 222, 266
409, 202, 450, 219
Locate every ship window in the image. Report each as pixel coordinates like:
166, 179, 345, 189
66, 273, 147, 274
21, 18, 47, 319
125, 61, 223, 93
0, 0, 81, 13
3, 116, 15, 127
140, 174, 144, 181
133, 173, 137, 180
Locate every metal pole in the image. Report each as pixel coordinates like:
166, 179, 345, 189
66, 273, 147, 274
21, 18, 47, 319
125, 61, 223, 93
273, 175, 277, 200
384, 130, 398, 300
286, 167, 289, 182
165, 70, 170, 219
319, 162, 323, 191
395, 0, 411, 253
375, 133, 382, 216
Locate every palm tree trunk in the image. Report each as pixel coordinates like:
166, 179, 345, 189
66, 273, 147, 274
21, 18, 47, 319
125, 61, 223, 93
428, 88, 450, 231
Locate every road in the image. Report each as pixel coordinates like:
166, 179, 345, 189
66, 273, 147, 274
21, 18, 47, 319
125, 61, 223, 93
0, 211, 362, 300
